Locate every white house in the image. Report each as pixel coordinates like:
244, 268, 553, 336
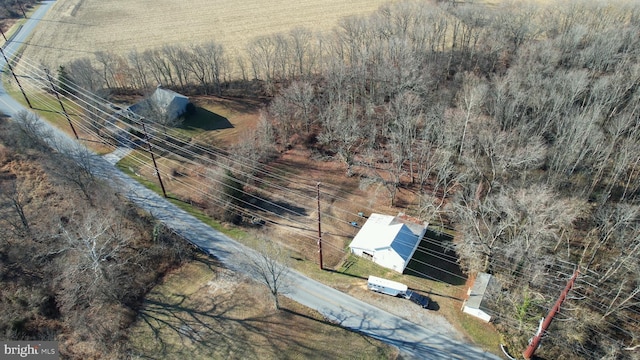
462, 272, 496, 322
348, 213, 428, 273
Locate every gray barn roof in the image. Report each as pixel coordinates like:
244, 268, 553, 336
125, 86, 189, 121
465, 272, 495, 310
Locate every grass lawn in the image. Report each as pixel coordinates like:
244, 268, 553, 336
128, 254, 398, 360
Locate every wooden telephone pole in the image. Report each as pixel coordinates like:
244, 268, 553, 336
523, 269, 580, 359
140, 119, 167, 198
45, 68, 78, 139
16, 0, 27, 18
0, 46, 32, 108
317, 182, 323, 270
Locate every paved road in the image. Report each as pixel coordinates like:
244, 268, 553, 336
0, 1, 56, 113
0, 4, 502, 359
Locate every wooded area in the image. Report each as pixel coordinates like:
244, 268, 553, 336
0, 112, 195, 358
45, 0, 640, 358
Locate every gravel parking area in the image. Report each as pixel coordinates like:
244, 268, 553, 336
343, 283, 466, 342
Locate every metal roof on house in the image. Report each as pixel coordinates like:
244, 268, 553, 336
151, 87, 188, 109
349, 213, 427, 264
123, 87, 189, 121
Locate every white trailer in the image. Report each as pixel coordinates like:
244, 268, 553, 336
367, 275, 408, 297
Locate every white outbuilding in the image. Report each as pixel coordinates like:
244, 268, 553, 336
348, 213, 428, 273
462, 272, 496, 322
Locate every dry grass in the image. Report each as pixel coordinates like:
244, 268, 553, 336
21, 0, 398, 70
188, 96, 266, 146
128, 254, 397, 360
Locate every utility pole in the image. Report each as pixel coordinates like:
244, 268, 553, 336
16, 0, 27, 18
45, 68, 78, 139
317, 182, 324, 270
523, 269, 580, 360
0, 46, 32, 108
0, 27, 7, 42
141, 119, 167, 198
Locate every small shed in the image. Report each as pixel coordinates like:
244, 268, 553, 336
462, 272, 496, 322
348, 213, 428, 273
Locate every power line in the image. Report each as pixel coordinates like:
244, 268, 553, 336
8, 53, 640, 354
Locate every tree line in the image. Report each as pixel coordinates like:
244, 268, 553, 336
58, 0, 640, 358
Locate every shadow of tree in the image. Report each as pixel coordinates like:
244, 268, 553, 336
250, 198, 308, 218
134, 288, 352, 359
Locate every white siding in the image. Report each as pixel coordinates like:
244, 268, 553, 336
462, 305, 492, 322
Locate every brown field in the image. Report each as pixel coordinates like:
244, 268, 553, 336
21, 0, 398, 70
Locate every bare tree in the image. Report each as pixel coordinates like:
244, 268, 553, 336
142, 49, 174, 87
387, 90, 423, 184
475, 121, 547, 186
273, 33, 292, 80
65, 57, 104, 93
247, 239, 291, 310
205, 166, 244, 223
271, 81, 315, 135
231, 111, 277, 177
0, 179, 30, 237
455, 72, 487, 159
6, 110, 51, 152
317, 100, 364, 175
247, 35, 277, 84
127, 49, 150, 90
162, 44, 190, 90
187, 41, 227, 95
289, 27, 317, 77
419, 149, 459, 224
360, 141, 406, 207
94, 51, 123, 90
47, 143, 99, 205
454, 184, 583, 275
58, 209, 134, 312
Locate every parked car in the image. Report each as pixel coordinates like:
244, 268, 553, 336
405, 290, 430, 309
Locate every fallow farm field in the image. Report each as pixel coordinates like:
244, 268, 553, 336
22, 0, 398, 70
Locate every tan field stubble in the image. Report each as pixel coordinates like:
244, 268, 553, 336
22, 0, 398, 70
